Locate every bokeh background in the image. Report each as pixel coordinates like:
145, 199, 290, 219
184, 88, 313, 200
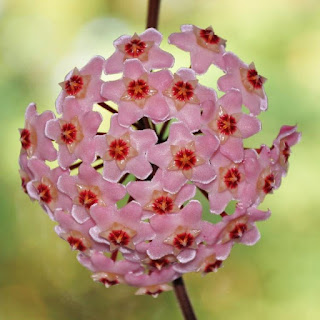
1, 0, 319, 319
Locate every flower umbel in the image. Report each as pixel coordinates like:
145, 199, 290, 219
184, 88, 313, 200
18, 25, 301, 298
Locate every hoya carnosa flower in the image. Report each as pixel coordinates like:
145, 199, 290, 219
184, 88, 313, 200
147, 201, 218, 263
125, 268, 177, 298
169, 25, 226, 74
218, 53, 267, 115
19, 103, 57, 161
18, 153, 34, 197
26, 158, 72, 220
201, 89, 261, 163
162, 68, 217, 132
127, 169, 196, 218
45, 97, 102, 169
90, 201, 155, 253
243, 146, 282, 206
148, 122, 218, 193
78, 251, 143, 288
173, 244, 230, 275
197, 152, 251, 214
101, 59, 171, 127
58, 164, 126, 224
56, 56, 105, 114
95, 114, 157, 182
105, 28, 174, 74
55, 209, 108, 254
271, 125, 301, 174
216, 206, 271, 253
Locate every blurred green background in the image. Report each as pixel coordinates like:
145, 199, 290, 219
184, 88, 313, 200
1, 0, 319, 319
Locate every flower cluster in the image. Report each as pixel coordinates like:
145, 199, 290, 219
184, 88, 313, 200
18, 25, 300, 297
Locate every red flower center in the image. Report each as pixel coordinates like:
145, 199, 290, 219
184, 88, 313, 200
20, 128, 31, 150
217, 114, 237, 136
67, 236, 87, 252
127, 79, 150, 100
78, 190, 98, 209
173, 232, 194, 249
152, 196, 174, 215
109, 139, 130, 161
224, 167, 241, 189
99, 278, 119, 286
263, 173, 275, 194
61, 123, 77, 144
199, 29, 220, 44
37, 183, 52, 204
146, 289, 163, 296
65, 75, 84, 95
108, 230, 130, 246
172, 81, 194, 102
229, 223, 247, 240
204, 260, 223, 273
149, 257, 171, 270
174, 148, 197, 171
282, 142, 291, 163
124, 39, 147, 58
247, 69, 264, 89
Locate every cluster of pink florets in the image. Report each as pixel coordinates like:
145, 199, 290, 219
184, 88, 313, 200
18, 25, 300, 297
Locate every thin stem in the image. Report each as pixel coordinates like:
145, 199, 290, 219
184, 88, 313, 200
69, 161, 82, 171
198, 187, 209, 199
159, 120, 170, 142
118, 173, 130, 184
97, 102, 118, 114
93, 162, 103, 170
172, 277, 197, 320
146, 0, 161, 29
111, 250, 118, 261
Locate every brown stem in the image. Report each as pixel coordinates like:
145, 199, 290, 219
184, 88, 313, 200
146, 0, 161, 29
111, 250, 118, 261
97, 102, 118, 114
198, 187, 209, 199
93, 162, 103, 170
69, 161, 82, 171
118, 173, 129, 184
173, 277, 197, 320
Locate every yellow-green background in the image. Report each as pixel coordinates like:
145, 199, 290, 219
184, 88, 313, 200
1, 0, 319, 319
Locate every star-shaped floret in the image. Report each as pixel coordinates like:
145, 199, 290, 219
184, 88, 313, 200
148, 122, 218, 193
169, 25, 227, 74
127, 168, 196, 219
89, 201, 155, 253
101, 59, 171, 127
105, 28, 174, 74
57, 164, 126, 224
26, 158, 72, 220
201, 89, 261, 162
95, 114, 157, 182
56, 56, 105, 114
54, 209, 108, 254
162, 68, 216, 132
45, 97, 102, 169
218, 53, 267, 115
78, 251, 143, 288
19, 103, 57, 161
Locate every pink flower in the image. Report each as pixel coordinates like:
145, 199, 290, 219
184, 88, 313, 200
19, 103, 57, 161
147, 201, 218, 263
89, 201, 155, 253
55, 209, 108, 254
201, 89, 261, 162
26, 158, 72, 220
56, 56, 105, 114
95, 114, 157, 182
57, 164, 126, 223
105, 28, 174, 74
127, 168, 196, 218
169, 25, 226, 74
162, 68, 217, 131
271, 125, 301, 174
148, 122, 218, 193
216, 206, 271, 253
45, 97, 102, 169
218, 53, 267, 115
101, 59, 171, 126
18, 153, 34, 197
78, 251, 143, 288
